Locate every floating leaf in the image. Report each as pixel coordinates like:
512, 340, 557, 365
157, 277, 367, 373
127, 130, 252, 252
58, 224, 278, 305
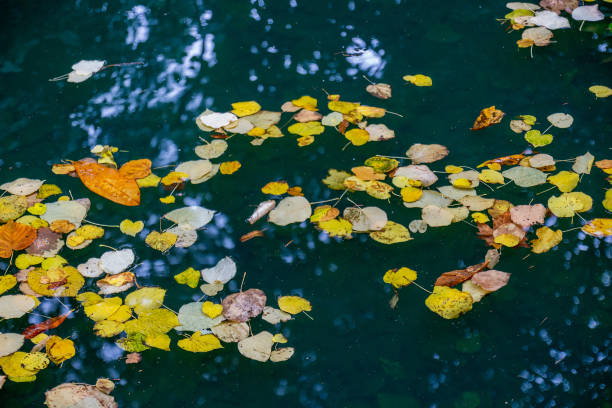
345, 128, 370, 146
125, 287, 165, 314
472, 270, 511, 292
0, 333, 24, 357
222, 288, 266, 322
231, 101, 261, 117
201, 257, 236, 284
288, 121, 325, 137
46, 336, 75, 364
118, 159, 151, 179
174, 267, 200, 288
406, 143, 449, 164
548, 171, 579, 192
119, 219, 144, 236
383, 267, 417, 289
425, 286, 473, 319
589, 85, 612, 98
366, 83, 392, 99
268, 196, 312, 226
548, 192, 592, 217
369, 221, 412, 244
510, 204, 546, 227
73, 161, 140, 206
525, 130, 553, 147
572, 152, 594, 175
531, 227, 563, 253
211, 321, 250, 343
261, 181, 289, 195
434, 262, 488, 287
201, 301, 223, 318
178, 332, 223, 353
262, 306, 292, 325
219, 161, 242, 175
278, 296, 311, 314
291, 95, 318, 111
581, 219, 612, 238
0, 178, 44, 196
237, 331, 274, 362
0, 221, 37, 258
145, 231, 177, 252
502, 166, 547, 187
470, 106, 504, 131
403, 74, 432, 86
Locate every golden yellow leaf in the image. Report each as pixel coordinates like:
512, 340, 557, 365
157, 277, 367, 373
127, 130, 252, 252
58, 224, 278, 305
41, 255, 67, 271
219, 161, 242, 175
471, 212, 490, 224
531, 227, 563, 253
247, 126, 266, 136
0, 275, 17, 295
364, 156, 399, 173
310, 206, 339, 223
136, 173, 161, 188
119, 219, 144, 237
201, 301, 223, 318
470, 106, 505, 131
16, 215, 48, 229
425, 286, 473, 319
589, 85, 612, 98
452, 178, 473, 189
401, 186, 423, 202
14, 254, 44, 270
318, 218, 352, 238
84, 297, 122, 321
369, 221, 412, 244
174, 267, 200, 288
494, 233, 520, 247
27, 266, 84, 297
94, 320, 125, 338
46, 336, 75, 364
76, 292, 103, 306
177, 332, 223, 353
124, 308, 178, 337
26, 203, 46, 216
328, 100, 360, 114
548, 192, 592, 217
161, 171, 188, 186
159, 195, 176, 204
603, 189, 612, 212
445, 165, 463, 174
479, 169, 505, 184
403, 74, 432, 86
383, 267, 417, 288
261, 181, 289, 195
107, 305, 132, 322
75, 225, 104, 240
0, 352, 39, 380
581, 218, 612, 238
297, 135, 315, 146
291, 95, 318, 111
125, 287, 166, 314
0, 195, 28, 223
548, 171, 579, 193
288, 121, 325, 137
345, 128, 369, 146
356, 105, 385, 118
37, 184, 62, 199
145, 231, 178, 252
231, 101, 261, 117
278, 296, 312, 314
322, 169, 351, 190
272, 333, 288, 344
366, 181, 393, 199
525, 130, 553, 147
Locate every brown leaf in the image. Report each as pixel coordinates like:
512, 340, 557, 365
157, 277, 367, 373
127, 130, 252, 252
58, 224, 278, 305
125, 352, 142, 364
540, 0, 578, 14
510, 204, 546, 228
293, 110, 323, 123
366, 83, 392, 99
0, 221, 37, 258
74, 161, 141, 206
240, 230, 265, 242
472, 270, 511, 291
434, 261, 489, 287
338, 120, 349, 135
26, 228, 62, 257
493, 223, 526, 241
222, 288, 266, 322
594, 159, 612, 170
118, 159, 152, 179
476, 224, 498, 248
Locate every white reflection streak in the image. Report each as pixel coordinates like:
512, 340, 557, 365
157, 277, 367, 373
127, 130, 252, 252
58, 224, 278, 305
126, 5, 150, 50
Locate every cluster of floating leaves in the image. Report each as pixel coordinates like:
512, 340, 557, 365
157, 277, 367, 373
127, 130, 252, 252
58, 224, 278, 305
1, 62, 611, 399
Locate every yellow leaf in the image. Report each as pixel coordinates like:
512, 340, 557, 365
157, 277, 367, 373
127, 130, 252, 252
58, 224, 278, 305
297, 135, 315, 146
247, 126, 266, 136
136, 173, 161, 188
174, 267, 200, 288
589, 85, 612, 98
27, 266, 84, 297
124, 308, 178, 337
66, 233, 86, 247
107, 305, 132, 322
288, 121, 325, 137
400, 186, 423, 203
219, 161, 242, 175
177, 332, 223, 353
519, 115, 537, 125
328, 100, 360, 114
322, 169, 351, 190
318, 218, 352, 238
119, 219, 144, 237
14, 254, 44, 270
161, 171, 189, 186
494, 233, 520, 247
20, 352, 49, 371
272, 333, 288, 344
525, 130, 553, 147
581, 218, 612, 238
159, 195, 176, 204
201, 301, 223, 318
0, 352, 39, 380
46, 336, 75, 364
94, 320, 125, 338
0, 274, 17, 295
531, 227, 563, 253
365, 181, 393, 199
261, 181, 289, 195
145, 333, 171, 351
278, 296, 312, 314
37, 184, 62, 199
125, 287, 166, 314
548, 171, 579, 193
291, 95, 318, 111
356, 105, 385, 118
26, 203, 46, 216
403, 74, 432, 86
425, 286, 473, 319
30, 333, 48, 344
364, 156, 399, 173
310, 206, 339, 223
471, 212, 490, 224
145, 231, 178, 252
76, 292, 103, 307
487, 162, 501, 171
603, 189, 612, 212
479, 169, 505, 184
445, 165, 463, 174
116, 333, 150, 352
287, 186, 303, 196
383, 267, 417, 288
452, 178, 472, 189
231, 101, 261, 117
41, 256, 67, 271
84, 297, 122, 321
370, 221, 412, 244
75, 225, 105, 240
548, 192, 592, 217
16, 215, 48, 229
345, 128, 369, 146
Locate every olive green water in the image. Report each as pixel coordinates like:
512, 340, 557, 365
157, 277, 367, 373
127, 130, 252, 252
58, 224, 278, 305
1, 1, 611, 407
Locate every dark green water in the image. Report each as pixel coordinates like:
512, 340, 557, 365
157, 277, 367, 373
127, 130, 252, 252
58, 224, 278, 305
1, 1, 611, 407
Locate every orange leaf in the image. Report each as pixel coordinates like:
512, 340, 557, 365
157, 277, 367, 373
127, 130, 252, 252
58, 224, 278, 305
74, 161, 141, 206
240, 230, 265, 242
477, 154, 525, 168
0, 221, 37, 258
22, 310, 73, 339
470, 106, 505, 131
118, 159, 152, 179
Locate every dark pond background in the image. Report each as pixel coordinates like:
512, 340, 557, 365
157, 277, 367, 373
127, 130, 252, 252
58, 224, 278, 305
1, 1, 611, 407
